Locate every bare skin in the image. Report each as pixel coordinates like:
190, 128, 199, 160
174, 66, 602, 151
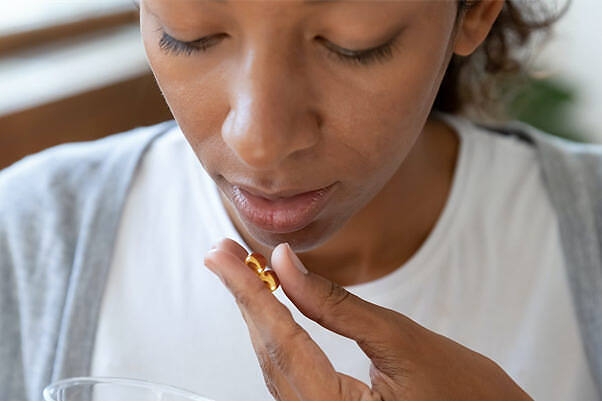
222, 116, 459, 285
204, 238, 533, 400
140, 1, 533, 399
139, 0, 501, 286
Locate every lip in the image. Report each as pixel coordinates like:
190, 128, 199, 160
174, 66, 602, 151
226, 181, 337, 233
233, 183, 319, 200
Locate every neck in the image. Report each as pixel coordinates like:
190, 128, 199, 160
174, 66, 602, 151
220, 115, 460, 286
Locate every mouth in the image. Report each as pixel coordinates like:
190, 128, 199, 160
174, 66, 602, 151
224, 180, 337, 234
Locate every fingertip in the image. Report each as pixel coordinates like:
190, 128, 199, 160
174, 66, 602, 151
270, 242, 289, 268
203, 248, 220, 271
270, 242, 309, 281
204, 248, 236, 274
284, 243, 308, 275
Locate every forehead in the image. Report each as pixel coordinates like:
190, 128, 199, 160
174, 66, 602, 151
144, 0, 456, 25
145, 0, 456, 8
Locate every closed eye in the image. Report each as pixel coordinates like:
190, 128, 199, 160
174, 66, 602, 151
158, 30, 226, 56
316, 35, 400, 66
157, 29, 401, 67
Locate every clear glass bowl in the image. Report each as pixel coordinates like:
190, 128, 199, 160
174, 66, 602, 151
43, 377, 215, 401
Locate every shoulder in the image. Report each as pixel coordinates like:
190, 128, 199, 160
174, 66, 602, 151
0, 121, 176, 400
475, 118, 602, 175
0, 120, 176, 272
439, 112, 547, 196
449, 115, 562, 240
467, 118, 602, 209
0, 121, 176, 217
0, 120, 177, 192
441, 112, 602, 220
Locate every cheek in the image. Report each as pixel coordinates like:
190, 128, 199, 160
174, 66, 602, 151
318, 72, 438, 189
147, 60, 225, 139
141, 19, 228, 149
318, 29, 453, 186
141, 6, 450, 182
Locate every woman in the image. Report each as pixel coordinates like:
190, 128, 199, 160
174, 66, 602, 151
1, 0, 600, 400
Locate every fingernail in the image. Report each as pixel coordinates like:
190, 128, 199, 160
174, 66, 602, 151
284, 243, 308, 274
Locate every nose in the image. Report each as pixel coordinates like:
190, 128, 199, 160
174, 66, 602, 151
221, 43, 320, 170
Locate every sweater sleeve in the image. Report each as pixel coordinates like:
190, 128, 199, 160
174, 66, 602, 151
0, 147, 74, 400
497, 120, 602, 396
0, 171, 29, 400
0, 121, 176, 401
537, 138, 602, 396
0, 141, 100, 401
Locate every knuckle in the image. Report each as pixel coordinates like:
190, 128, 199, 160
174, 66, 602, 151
350, 387, 384, 401
257, 351, 274, 376
326, 281, 351, 308
257, 353, 281, 400
264, 378, 281, 401
264, 325, 307, 374
232, 287, 252, 309
231, 279, 265, 311
363, 390, 384, 401
315, 281, 351, 325
335, 377, 383, 401
264, 340, 292, 375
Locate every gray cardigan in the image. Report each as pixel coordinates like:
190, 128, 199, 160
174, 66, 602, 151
1, 119, 600, 400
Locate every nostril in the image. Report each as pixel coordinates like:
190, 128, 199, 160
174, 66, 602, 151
222, 101, 320, 169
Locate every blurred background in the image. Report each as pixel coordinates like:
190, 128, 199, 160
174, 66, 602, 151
0, 0, 171, 170
0, 0, 600, 170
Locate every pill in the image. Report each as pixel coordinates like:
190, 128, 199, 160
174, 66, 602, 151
245, 252, 280, 292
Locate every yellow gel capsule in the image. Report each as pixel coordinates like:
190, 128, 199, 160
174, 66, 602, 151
245, 252, 280, 292
259, 269, 280, 292
245, 252, 267, 273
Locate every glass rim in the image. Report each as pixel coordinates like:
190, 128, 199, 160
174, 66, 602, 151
43, 376, 214, 401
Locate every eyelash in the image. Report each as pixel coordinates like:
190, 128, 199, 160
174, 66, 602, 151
158, 31, 223, 56
157, 30, 399, 66
321, 37, 398, 66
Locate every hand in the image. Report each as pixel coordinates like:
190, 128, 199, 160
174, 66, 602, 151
203, 238, 532, 401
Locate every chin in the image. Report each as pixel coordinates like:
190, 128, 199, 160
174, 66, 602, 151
243, 215, 343, 253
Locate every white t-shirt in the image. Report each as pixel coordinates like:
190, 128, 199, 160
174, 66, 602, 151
91, 113, 598, 401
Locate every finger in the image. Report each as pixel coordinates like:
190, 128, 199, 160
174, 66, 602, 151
246, 317, 302, 401
248, 314, 376, 401
211, 237, 248, 261
208, 237, 298, 399
338, 372, 385, 401
369, 363, 400, 400
203, 248, 342, 400
270, 243, 421, 371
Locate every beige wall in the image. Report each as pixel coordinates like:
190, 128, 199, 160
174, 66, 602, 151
534, 0, 602, 142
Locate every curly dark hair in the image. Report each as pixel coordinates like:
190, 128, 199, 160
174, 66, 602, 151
433, 0, 572, 121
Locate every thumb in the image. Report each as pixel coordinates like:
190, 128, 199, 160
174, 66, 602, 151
270, 242, 406, 361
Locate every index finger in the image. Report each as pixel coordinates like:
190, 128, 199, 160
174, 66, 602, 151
203, 248, 342, 400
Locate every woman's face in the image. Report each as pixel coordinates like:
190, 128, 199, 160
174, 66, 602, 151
140, 0, 459, 251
